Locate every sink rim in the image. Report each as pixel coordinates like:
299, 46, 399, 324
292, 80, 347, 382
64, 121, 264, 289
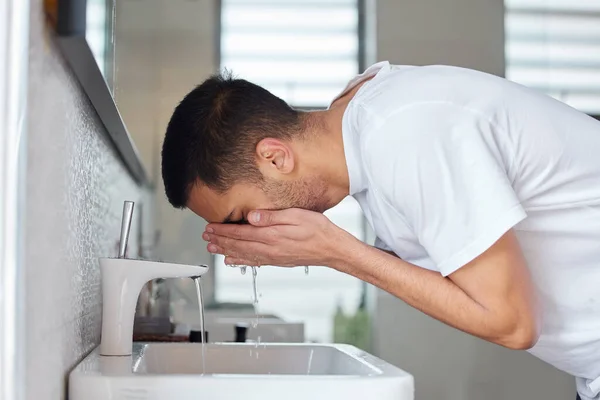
71, 342, 411, 380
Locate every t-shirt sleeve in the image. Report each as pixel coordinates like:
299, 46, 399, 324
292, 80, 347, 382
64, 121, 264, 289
366, 102, 526, 276
374, 237, 393, 252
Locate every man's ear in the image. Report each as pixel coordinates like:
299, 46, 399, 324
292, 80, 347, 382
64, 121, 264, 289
256, 138, 295, 176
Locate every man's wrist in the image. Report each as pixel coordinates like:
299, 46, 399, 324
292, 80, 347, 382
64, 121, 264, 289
325, 229, 366, 273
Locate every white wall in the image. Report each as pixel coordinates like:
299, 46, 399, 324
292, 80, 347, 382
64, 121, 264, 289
376, 0, 506, 77
24, 0, 149, 398
371, 1, 575, 399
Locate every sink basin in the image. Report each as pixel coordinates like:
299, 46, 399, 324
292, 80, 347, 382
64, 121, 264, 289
70, 343, 414, 399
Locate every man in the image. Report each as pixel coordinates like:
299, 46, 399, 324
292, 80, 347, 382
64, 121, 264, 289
161, 61, 600, 399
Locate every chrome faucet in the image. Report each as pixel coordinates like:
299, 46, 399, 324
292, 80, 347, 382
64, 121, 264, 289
100, 201, 209, 356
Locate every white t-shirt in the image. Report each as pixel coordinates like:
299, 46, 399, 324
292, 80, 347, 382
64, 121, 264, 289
334, 61, 600, 399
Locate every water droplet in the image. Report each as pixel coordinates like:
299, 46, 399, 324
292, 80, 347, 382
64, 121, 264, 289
240, 266, 247, 275
305, 266, 309, 275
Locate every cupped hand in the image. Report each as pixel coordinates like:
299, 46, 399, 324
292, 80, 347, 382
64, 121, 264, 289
202, 208, 355, 268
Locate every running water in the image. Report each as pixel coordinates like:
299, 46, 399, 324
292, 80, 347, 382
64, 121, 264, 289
251, 266, 258, 304
251, 266, 260, 328
192, 277, 207, 375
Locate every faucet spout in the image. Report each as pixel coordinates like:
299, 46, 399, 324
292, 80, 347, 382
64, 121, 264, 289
99, 257, 209, 356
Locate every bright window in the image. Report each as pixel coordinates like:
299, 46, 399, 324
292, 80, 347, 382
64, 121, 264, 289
505, 0, 600, 114
220, 0, 361, 108
217, 0, 364, 343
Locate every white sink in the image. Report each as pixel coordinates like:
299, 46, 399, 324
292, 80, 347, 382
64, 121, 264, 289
70, 343, 414, 400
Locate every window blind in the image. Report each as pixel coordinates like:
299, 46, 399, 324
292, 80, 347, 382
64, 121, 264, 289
220, 0, 360, 108
506, 0, 600, 114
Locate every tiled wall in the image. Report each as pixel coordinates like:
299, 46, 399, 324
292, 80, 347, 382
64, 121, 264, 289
24, 1, 148, 398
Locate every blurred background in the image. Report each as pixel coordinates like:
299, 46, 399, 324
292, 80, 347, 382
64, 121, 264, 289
1, 0, 599, 399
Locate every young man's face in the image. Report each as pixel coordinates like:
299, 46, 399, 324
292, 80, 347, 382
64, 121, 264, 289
187, 176, 330, 224
187, 182, 276, 224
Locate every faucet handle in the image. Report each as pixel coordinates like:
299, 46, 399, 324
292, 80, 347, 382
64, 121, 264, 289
118, 201, 135, 258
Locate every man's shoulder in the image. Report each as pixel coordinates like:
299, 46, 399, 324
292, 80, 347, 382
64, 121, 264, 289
353, 64, 508, 120
356, 99, 501, 199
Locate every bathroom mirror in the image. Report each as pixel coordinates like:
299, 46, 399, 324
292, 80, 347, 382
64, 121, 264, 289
48, 0, 151, 185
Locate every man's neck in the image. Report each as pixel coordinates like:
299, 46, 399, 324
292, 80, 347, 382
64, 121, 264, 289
315, 77, 374, 204
295, 108, 350, 206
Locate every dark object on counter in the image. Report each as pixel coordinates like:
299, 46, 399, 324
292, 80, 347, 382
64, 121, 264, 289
133, 316, 172, 335
133, 334, 188, 342
234, 322, 249, 343
189, 330, 209, 343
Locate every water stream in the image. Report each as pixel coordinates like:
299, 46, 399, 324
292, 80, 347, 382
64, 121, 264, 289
192, 277, 206, 374
251, 266, 259, 304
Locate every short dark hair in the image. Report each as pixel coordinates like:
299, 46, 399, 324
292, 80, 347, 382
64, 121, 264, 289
161, 72, 301, 208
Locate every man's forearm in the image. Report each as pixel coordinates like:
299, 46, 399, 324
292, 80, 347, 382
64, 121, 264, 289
329, 239, 531, 349
204, 208, 536, 349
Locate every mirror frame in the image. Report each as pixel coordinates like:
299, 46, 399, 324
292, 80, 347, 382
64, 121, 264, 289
55, 0, 149, 185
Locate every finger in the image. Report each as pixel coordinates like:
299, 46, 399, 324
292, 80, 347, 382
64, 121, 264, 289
247, 208, 304, 227
208, 236, 273, 261
207, 234, 260, 253
207, 243, 225, 255
205, 224, 275, 243
205, 224, 254, 239
207, 242, 248, 259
